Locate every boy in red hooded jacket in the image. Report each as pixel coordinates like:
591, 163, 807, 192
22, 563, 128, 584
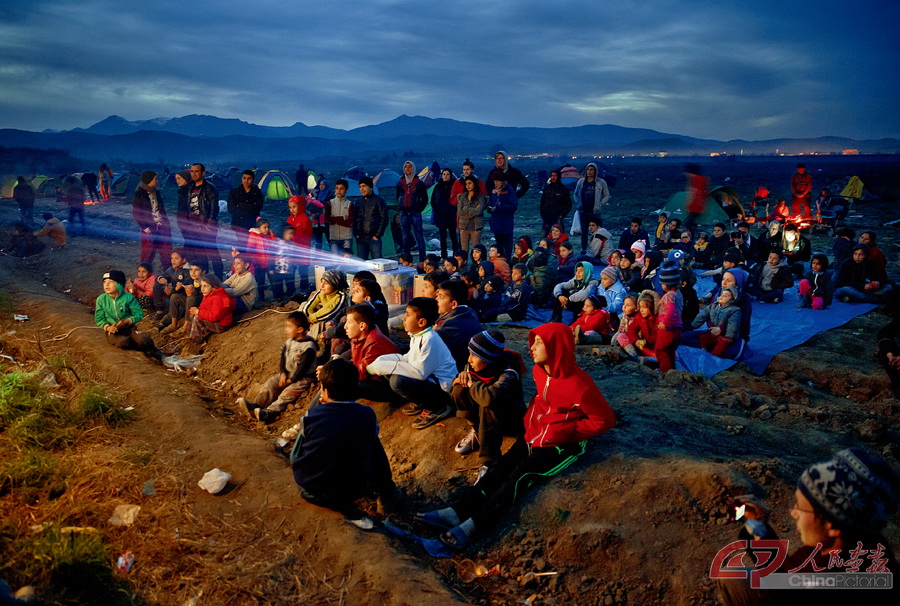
416, 322, 615, 549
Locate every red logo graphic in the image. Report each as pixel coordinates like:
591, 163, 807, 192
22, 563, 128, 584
710, 540, 790, 588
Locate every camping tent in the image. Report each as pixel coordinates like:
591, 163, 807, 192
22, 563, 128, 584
29, 176, 52, 196
342, 178, 379, 197
257, 170, 294, 201
1, 177, 18, 198
373, 169, 401, 189
304, 170, 318, 192
659, 191, 730, 226
557, 165, 581, 191
111, 172, 142, 197
344, 166, 368, 182
709, 186, 746, 219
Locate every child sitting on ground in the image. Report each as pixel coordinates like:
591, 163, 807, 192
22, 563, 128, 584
655, 262, 683, 373
546, 224, 569, 261
473, 276, 504, 321
688, 286, 741, 358
398, 252, 415, 268
834, 243, 893, 304
290, 358, 397, 525
443, 256, 461, 280
625, 290, 660, 364
572, 294, 611, 345
488, 245, 511, 284
366, 297, 458, 430
594, 266, 627, 317
319, 270, 383, 361
462, 270, 480, 303
238, 311, 318, 423
421, 270, 449, 299
483, 263, 533, 322
223, 254, 258, 312
415, 323, 615, 550
551, 261, 598, 323
94, 270, 163, 361
512, 237, 533, 265
797, 253, 832, 309
527, 247, 559, 307
454, 249, 469, 274
557, 241, 576, 280
748, 250, 793, 303
469, 244, 487, 273
162, 261, 205, 334
450, 330, 526, 481
612, 294, 639, 357
128, 263, 156, 311
435, 279, 483, 371
187, 275, 234, 342
299, 269, 349, 339
692, 232, 712, 269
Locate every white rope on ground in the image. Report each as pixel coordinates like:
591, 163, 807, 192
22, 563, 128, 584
235, 307, 296, 325
46, 326, 101, 341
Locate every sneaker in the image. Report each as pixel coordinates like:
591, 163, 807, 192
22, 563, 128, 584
161, 322, 179, 335
237, 397, 258, 418
454, 429, 480, 455
401, 403, 425, 416
347, 517, 374, 531
281, 423, 301, 441
411, 406, 452, 430
254, 408, 276, 423
475, 465, 490, 484
573, 325, 583, 345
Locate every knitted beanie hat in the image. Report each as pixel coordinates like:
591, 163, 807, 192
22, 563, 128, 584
322, 269, 348, 291
359, 177, 374, 188
622, 250, 636, 263
140, 171, 157, 185
468, 330, 506, 363
721, 286, 739, 303
601, 266, 619, 282
798, 448, 899, 534
176, 170, 190, 183
659, 261, 681, 285
631, 241, 646, 256
103, 270, 127, 287
667, 249, 685, 264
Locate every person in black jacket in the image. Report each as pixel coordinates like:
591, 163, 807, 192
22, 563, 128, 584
185, 164, 222, 277
227, 169, 264, 234
290, 358, 396, 522
13, 176, 35, 226
354, 177, 388, 260
435, 279, 483, 372
431, 168, 458, 258
539, 170, 573, 236
132, 171, 172, 268
486, 151, 530, 200
396, 160, 430, 262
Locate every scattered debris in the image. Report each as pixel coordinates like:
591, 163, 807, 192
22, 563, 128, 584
197, 468, 231, 494
142, 480, 156, 496
13, 314, 29, 322
108, 504, 141, 527
116, 552, 135, 573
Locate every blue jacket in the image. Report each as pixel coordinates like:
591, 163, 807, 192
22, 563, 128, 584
487, 187, 518, 234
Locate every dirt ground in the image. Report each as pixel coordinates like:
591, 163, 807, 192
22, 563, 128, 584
1, 158, 899, 606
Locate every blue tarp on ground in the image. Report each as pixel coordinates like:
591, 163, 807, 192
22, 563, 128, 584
676, 274, 876, 376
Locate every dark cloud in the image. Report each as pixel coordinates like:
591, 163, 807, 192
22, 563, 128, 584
0, 0, 897, 140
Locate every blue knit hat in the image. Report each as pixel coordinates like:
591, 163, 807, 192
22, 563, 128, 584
468, 330, 505, 363
659, 261, 681, 285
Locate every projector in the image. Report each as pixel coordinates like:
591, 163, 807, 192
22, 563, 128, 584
366, 258, 398, 271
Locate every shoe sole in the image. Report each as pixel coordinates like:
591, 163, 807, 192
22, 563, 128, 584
413, 409, 451, 430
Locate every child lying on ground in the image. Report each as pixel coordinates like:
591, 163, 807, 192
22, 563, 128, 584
415, 322, 615, 550
238, 311, 317, 423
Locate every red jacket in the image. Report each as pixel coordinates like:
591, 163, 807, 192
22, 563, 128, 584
524, 323, 615, 447
351, 327, 399, 381
626, 312, 658, 351
197, 287, 234, 327
287, 212, 313, 247
572, 308, 611, 336
246, 228, 276, 269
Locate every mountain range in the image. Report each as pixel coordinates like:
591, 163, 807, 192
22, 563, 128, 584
0, 114, 896, 165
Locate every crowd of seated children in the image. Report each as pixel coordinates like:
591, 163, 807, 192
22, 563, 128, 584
415, 323, 614, 550
238, 311, 317, 423
434, 279, 483, 371
551, 261, 597, 322
299, 269, 349, 339
450, 330, 527, 481
187, 275, 234, 342
572, 294, 611, 345
365, 297, 458, 430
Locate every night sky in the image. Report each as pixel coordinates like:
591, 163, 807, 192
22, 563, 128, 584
2, 0, 897, 140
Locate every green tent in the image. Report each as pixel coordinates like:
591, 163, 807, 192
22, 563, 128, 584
257, 170, 294, 201
660, 191, 730, 226
112, 172, 142, 197
1, 177, 18, 198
